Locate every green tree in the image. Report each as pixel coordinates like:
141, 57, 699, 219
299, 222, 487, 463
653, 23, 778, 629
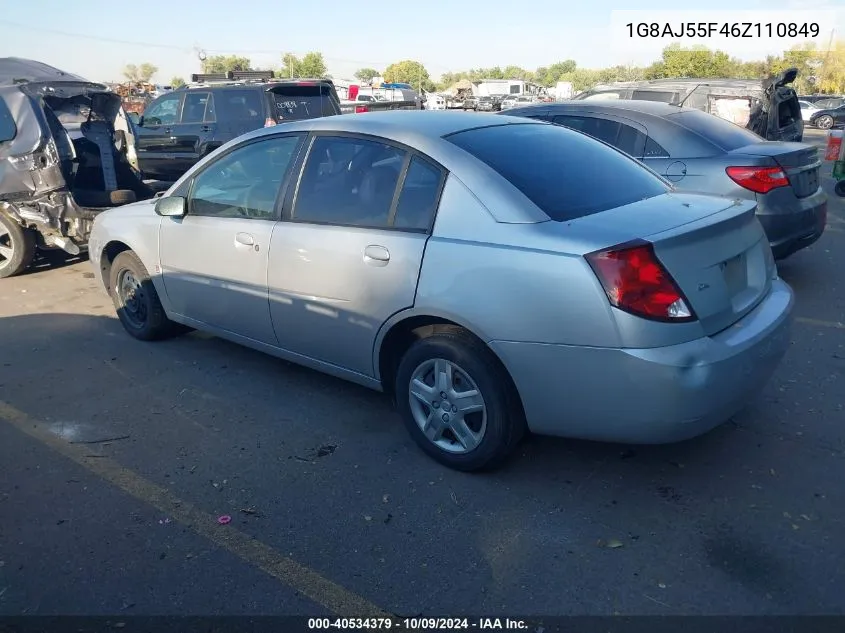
170, 76, 186, 88
502, 65, 533, 80
355, 67, 381, 83
384, 60, 435, 91
281, 52, 328, 78
201, 55, 252, 74
122, 62, 158, 83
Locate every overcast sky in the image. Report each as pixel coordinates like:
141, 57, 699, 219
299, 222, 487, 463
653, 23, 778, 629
1, 0, 842, 83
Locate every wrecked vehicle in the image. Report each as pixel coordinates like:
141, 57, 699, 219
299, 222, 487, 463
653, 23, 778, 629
0, 58, 154, 279
572, 70, 804, 142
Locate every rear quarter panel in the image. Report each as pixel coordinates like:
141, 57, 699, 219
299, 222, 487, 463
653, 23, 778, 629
411, 174, 622, 348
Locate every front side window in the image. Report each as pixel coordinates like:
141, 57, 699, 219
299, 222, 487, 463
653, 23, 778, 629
446, 123, 668, 222
143, 93, 182, 126
292, 136, 405, 228
189, 135, 302, 219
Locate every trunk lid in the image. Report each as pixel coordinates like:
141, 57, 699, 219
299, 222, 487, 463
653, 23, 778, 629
570, 192, 773, 336
729, 142, 821, 198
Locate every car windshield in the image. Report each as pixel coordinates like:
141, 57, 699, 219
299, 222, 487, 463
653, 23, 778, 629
445, 123, 668, 222
668, 108, 764, 150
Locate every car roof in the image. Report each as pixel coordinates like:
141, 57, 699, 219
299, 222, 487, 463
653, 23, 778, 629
182, 79, 334, 92
546, 99, 688, 116
242, 110, 537, 141
0, 57, 96, 88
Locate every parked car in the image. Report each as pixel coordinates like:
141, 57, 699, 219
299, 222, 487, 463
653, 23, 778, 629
798, 100, 821, 121
0, 57, 154, 279
132, 72, 343, 181
89, 111, 793, 471
462, 96, 479, 111
500, 95, 535, 111
476, 96, 499, 112
808, 103, 845, 130
504, 100, 826, 260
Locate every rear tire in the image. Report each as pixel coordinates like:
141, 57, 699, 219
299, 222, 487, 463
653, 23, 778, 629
108, 250, 187, 341
0, 213, 37, 279
816, 115, 834, 130
394, 326, 525, 472
835, 180, 845, 197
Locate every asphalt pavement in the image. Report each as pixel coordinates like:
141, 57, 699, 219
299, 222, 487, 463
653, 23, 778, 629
1, 129, 843, 617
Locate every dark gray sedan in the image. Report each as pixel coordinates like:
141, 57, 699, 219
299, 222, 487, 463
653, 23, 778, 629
503, 100, 827, 260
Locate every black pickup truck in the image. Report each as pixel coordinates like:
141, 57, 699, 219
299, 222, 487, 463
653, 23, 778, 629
131, 71, 346, 181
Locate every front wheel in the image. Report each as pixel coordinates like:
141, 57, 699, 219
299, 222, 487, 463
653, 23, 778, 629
816, 115, 834, 130
394, 326, 525, 471
0, 213, 36, 279
108, 250, 187, 341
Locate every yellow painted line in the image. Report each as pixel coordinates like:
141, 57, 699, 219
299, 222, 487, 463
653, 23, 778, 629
0, 400, 389, 617
796, 317, 845, 330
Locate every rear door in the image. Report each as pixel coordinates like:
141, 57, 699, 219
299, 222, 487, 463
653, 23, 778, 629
267, 133, 444, 376
134, 92, 184, 179
168, 90, 216, 176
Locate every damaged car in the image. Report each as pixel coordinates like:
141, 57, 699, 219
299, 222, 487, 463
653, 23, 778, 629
0, 57, 154, 279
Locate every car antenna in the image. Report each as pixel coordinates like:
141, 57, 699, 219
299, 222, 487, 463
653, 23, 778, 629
673, 83, 702, 107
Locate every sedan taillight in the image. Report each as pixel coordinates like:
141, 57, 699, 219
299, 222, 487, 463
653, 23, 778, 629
586, 241, 696, 323
726, 166, 789, 194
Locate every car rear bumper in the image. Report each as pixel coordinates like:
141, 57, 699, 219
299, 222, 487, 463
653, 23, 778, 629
490, 278, 794, 444
757, 189, 827, 259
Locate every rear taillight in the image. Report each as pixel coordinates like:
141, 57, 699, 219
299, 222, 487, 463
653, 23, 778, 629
586, 241, 696, 323
355, 105, 369, 113
264, 118, 277, 127
726, 166, 789, 194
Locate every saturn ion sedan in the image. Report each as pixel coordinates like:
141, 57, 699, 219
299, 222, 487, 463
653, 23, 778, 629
88, 111, 794, 471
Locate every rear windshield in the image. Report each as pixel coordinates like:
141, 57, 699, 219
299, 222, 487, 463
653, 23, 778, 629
446, 123, 668, 222
668, 109, 763, 150
0, 97, 16, 142
271, 84, 339, 121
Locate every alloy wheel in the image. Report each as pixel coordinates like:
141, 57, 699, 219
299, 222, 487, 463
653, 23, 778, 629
0, 223, 14, 271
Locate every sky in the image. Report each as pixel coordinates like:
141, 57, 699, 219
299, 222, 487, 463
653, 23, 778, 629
0, 0, 843, 85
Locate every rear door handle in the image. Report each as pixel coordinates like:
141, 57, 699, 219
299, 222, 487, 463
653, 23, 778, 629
363, 245, 390, 266
200, 125, 212, 132
235, 232, 255, 247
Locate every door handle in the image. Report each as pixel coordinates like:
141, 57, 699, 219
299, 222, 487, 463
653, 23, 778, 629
200, 125, 212, 132
163, 127, 172, 134
235, 232, 255, 247
363, 245, 390, 266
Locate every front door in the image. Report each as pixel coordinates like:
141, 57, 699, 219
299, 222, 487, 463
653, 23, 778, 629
268, 134, 445, 377
159, 132, 305, 345
135, 92, 183, 179
167, 91, 217, 177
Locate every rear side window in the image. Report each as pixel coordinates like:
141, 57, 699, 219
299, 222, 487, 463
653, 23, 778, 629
215, 89, 264, 123
552, 115, 646, 158
270, 84, 339, 121
393, 156, 443, 231
631, 90, 679, 103
0, 97, 16, 142
446, 123, 668, 222
668, 109, 763, 150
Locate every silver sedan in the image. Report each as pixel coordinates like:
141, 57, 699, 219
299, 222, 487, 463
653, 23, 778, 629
88, 111, 794, 471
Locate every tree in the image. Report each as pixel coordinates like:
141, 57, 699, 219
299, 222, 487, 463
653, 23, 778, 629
170, 76, 186, 88
201, 55, 252, 74
355, 68, 381, 83
122, 62, 158, 83
384, 60, 436, 91
281, 52, 328, 78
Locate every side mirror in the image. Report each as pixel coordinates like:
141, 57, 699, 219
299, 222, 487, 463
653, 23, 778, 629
135, 115, 144, 127
155, 195, 186, 217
